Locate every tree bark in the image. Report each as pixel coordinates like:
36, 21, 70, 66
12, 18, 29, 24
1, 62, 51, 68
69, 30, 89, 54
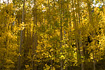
32, 0, 37, 70
60, 0, 63, 70
17, 0, 25, 70
77, 0, 84, 70
93, 53, 96, 70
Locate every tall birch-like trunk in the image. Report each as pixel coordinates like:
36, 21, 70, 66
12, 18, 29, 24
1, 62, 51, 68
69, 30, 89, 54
47, 0, 53, 70
77, 0, 84, 70
60, 0, 63, 70
17, 0, 25, 70
72, 0, 80, 66
32, 0, 37, 70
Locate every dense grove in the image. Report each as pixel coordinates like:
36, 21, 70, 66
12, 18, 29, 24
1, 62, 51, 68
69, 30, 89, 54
0, 0, 105, 70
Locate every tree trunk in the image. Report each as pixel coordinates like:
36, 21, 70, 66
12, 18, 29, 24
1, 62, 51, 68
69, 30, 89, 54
77, 0, 84, 70
60, 0, 63, 70
32, 0, 37, 70
17, 0, 25, 70
93, 53, 96, 70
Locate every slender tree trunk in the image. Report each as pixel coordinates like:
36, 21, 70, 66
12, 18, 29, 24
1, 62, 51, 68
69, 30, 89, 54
72, 0, 80, 66
79, 31, 84, 70
32, 0, 37, 70
77, 0, 84, 70
93, 53, 96, 70
51, 59, 53, 70
68, 1, 72, 69
32, 32, 35, 70
17, 0, 25, 70
60, 0, 63, 70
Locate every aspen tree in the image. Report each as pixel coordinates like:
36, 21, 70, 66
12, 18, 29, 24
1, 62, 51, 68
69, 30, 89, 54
60, 0, 63, 70
32, 0, 38, 70
77, 0, 84, 70
18, 0, 25, 70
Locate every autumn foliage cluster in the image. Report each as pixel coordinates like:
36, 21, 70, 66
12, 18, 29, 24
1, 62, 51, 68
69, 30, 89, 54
0, 0, 105, 70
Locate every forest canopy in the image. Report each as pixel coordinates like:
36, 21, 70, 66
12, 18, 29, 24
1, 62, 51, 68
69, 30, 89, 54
0, 0, 105, 70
